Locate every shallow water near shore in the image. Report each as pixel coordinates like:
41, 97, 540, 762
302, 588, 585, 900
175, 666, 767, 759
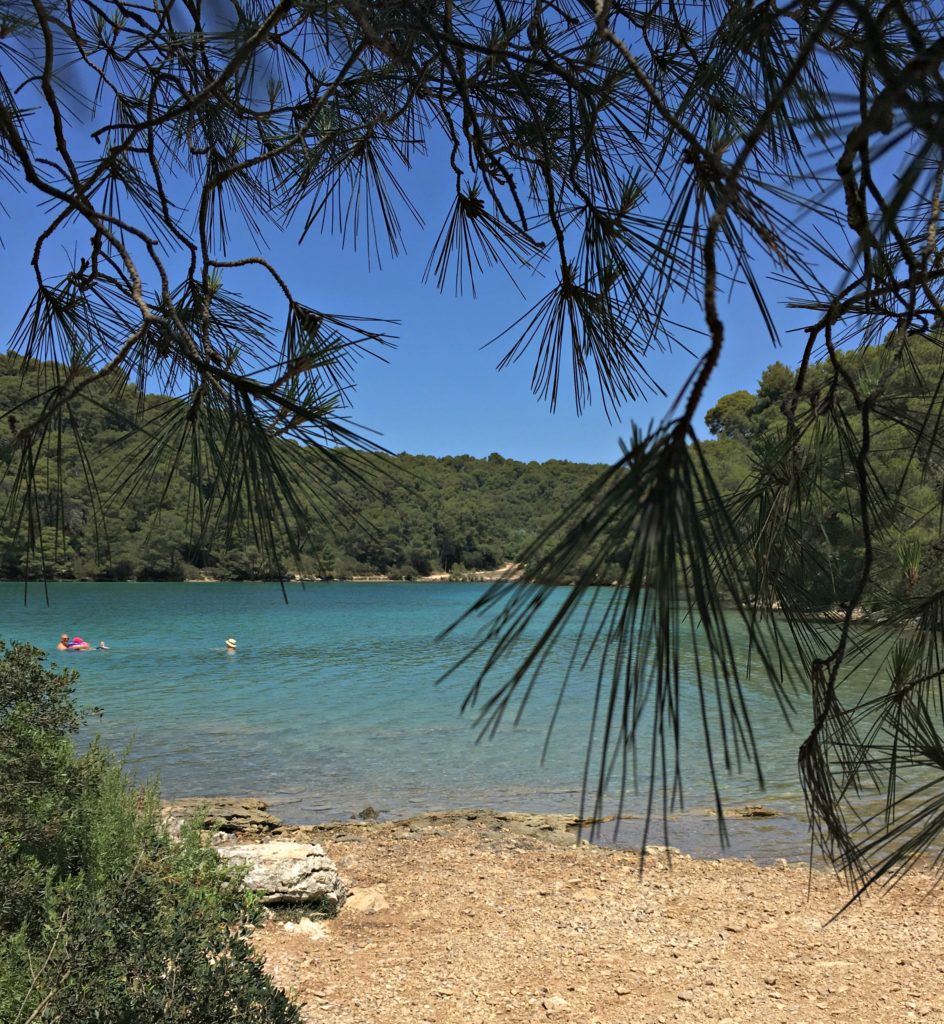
2, 580, 880, 862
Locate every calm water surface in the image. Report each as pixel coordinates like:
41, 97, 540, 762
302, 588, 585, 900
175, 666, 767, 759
2, 581, 869, 861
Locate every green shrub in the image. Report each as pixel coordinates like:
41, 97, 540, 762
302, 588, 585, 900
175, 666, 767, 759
0, 643, 83, 935
0, 642, 301, 1024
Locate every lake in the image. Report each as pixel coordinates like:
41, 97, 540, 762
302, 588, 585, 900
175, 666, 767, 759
2, 581, 852, 861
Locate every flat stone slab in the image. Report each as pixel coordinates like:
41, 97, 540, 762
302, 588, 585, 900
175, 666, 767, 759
216, 840, 347, 910
162, 797, 281, 836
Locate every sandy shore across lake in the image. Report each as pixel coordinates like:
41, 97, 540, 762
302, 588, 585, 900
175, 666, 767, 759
250, 809, 944, 1024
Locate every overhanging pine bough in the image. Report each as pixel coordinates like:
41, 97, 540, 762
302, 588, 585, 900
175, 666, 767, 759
3, 0, 944, 894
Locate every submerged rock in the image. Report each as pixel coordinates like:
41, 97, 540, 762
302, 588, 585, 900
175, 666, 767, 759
731, 805, 778, 819
217, 840, 348, 911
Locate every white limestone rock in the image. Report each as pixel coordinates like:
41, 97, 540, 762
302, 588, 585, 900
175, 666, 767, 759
217, 841, 347, 910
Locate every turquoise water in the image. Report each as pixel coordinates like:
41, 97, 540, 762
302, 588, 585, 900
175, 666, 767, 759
3, 581, 847, 859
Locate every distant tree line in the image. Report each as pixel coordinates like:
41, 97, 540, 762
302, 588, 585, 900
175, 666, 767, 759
0, 355, 606, 582
4, 344, 944, 601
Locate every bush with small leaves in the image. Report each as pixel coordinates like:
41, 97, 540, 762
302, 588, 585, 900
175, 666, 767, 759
0, 643, 301, 1024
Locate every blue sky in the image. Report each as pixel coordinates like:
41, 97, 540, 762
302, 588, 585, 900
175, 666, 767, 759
0, 8, 876, 468
0, 149, 809, 467
278, 224, 800, 464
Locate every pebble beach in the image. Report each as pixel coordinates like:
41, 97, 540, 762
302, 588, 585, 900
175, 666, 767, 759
251, 810, 944, 1024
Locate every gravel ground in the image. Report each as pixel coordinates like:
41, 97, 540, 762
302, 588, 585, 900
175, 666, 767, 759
251, 811, 944, 1024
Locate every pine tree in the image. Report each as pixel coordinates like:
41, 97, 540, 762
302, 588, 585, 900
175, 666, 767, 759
4, 0, 944, 893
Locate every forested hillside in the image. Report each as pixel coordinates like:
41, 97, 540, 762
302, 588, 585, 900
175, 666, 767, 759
701, 335, 944, 611
5, 337, 944, 602
0, 356, 605, 581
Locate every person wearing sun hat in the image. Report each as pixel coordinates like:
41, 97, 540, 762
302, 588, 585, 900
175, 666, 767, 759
225, 638, 237, 651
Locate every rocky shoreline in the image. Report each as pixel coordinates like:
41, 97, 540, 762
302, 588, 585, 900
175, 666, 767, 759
169, 798, 944, 1024
161, 797, 786, 857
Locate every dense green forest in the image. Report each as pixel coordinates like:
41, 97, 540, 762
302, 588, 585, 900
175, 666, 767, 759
702, 335, 944, 612
3, 336, 943, 602
0, 355, 606, 581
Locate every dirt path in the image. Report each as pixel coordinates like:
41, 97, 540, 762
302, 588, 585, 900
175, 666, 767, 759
253, 812, 944, 1024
